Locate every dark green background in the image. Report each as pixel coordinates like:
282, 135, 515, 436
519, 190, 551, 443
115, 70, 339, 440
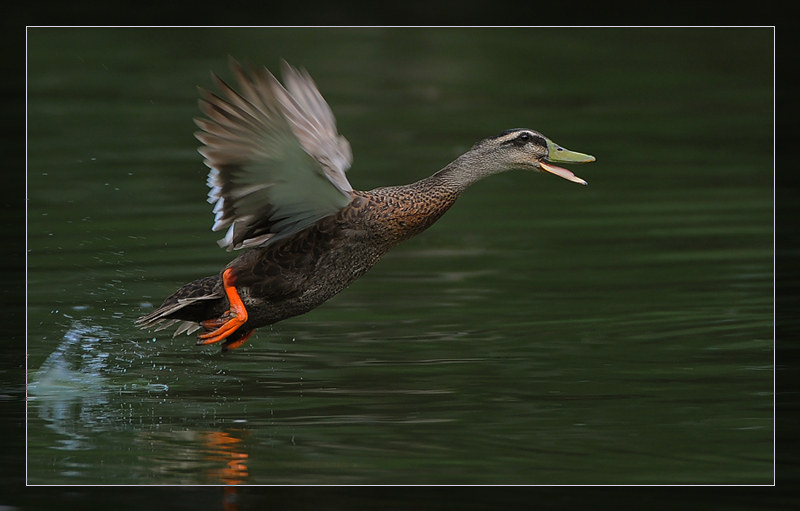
20, 25, 777, 500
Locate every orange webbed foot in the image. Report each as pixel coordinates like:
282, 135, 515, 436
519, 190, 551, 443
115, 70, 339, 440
196, 268, 249, 346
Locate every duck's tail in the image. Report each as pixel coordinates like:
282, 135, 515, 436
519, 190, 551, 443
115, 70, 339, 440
135, 275, 225, 337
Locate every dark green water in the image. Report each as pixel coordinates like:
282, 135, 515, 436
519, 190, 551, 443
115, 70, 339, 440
27, 28, 773, 485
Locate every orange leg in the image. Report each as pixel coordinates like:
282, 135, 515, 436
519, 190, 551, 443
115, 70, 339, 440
196, 268, 249, 346
221, 329, 255, 352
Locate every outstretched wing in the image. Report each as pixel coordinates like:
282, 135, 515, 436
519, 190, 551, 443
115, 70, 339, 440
195, 58, 354, 251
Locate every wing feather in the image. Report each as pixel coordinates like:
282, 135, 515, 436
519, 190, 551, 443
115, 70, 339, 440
195, 58, 354, 251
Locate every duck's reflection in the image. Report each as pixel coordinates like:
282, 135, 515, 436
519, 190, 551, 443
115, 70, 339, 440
133, 428, 250, 484
201, 430, 249, 485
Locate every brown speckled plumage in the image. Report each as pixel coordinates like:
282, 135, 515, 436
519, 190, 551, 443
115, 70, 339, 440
135, 59, 595, 351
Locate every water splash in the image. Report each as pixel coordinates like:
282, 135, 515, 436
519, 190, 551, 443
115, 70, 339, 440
29, 320, 116, 450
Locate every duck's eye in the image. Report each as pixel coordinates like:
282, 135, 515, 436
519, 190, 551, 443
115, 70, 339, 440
517, 132, 532, 142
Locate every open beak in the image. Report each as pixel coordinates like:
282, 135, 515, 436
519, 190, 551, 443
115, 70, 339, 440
540, 139, 595, 185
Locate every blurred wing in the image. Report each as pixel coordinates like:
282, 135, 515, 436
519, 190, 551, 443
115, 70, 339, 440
195, 58, 354, 251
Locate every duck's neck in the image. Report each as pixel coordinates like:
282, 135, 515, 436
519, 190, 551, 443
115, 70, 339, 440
423, 149, 508, 194
359, 149, 509, 246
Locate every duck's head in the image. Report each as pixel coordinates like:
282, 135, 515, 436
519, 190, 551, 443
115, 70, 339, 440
474, 128, 595, 185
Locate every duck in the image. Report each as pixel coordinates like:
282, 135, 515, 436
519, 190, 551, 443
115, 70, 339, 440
135, 59, 595, 351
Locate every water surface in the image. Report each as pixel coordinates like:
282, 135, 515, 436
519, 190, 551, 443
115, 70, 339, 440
27, 27, 773, 485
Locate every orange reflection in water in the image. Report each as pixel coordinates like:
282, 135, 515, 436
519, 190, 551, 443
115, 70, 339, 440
201, 430, 249, 485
